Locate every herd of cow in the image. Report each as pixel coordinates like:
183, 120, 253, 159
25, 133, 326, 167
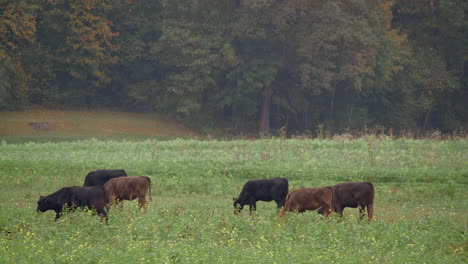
36, 170, 375, 222
36, 169, 152, 222
232, 178, 374, 221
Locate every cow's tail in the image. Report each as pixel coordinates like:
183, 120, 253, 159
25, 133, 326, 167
145, 176, 153, 201
327, 186, 335, 213
365, 182, 375, 199
100, 185, 110, 212
285, 190, 292, 202
283, 188, 296, 208
365, 182, 375, 221
282, 178, 289, 207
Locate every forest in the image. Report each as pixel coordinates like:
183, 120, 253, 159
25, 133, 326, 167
0, 0, 466, 135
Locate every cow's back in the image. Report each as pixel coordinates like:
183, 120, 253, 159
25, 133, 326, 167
45, 187, 75, 207
282, 187, 333, 214
71, 186, 107, 206
288, 187, 332, 207
84, 169, 127, 186
243, 177, 288, 201
104, 176, 150, 200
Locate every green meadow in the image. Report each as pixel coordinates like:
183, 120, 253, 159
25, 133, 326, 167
0, 137, 466, 263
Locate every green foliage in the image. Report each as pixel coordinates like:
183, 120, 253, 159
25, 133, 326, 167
0, 138, 466, 263
0, 0, 39, 109
0, 0, 466, 133
0, 57, 19, 109
25, 0, 122, 107
391, 0, 467, 131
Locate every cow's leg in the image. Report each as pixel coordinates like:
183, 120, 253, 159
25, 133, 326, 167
93, 200, 109, 223
323, 208, 330, 218
107, 195, 116, 209
118, 200, 125, 211
367, 203, 374, 222
275, 198, 285, 210
138, 196, 147, 210
322, 204, 333, 218
112, 199, 124, 211
248, 202, 256, 215
334, 204, 344, 218
96, 207, 108, 223
278, 208, 286, 217
359, 206, 366, 220
54, 211, 61, 221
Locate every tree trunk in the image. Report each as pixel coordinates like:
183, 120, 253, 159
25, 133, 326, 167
259, 86, 272, 135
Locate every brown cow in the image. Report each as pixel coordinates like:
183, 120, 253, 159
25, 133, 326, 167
318, 182, 375, 221
279, 187, 333, 218
104, 176, 152, 209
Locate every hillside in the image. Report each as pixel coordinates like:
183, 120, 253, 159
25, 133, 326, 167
0, 109, 199, 142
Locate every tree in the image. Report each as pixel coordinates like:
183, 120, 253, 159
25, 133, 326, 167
34, 0, 120, 106
392, 0, 467, 131
224, 0, 407, 133
146, 0, 234, 116
0, 0, 38, 109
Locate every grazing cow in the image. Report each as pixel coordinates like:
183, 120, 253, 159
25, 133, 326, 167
104, 176, 152, 209
318, 182, 375, 221
279, 187, 333, 218
36, 186, 108, 221
233, 177, 288, 214
83, 169, 128, 186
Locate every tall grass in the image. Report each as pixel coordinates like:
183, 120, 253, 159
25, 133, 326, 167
0, 137, 466, 263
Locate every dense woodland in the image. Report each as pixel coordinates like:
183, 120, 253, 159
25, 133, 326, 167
0, 0, 466, 134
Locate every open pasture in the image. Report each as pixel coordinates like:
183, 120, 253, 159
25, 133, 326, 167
0, 137, 466, 263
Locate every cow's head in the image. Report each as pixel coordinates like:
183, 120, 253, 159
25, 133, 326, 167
232, 198, 243, 214
317, 207, 332, 215
36, 196, 53, 212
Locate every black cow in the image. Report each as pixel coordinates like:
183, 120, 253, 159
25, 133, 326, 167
36, 186, 108, 221
83, 169, 127, 186
233, 177, 288, 214
318, 182, 375, 221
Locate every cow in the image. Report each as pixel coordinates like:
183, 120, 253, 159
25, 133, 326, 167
104, 176, 152, 209
232, 177, 288, 214
318, 182, 375, 221
279, 187, 333, 218
36, 186, 108, 221
83, 169, 128, 186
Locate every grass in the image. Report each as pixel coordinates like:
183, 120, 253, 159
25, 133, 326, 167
0, 137, 466, 263
0, 109, 198, 142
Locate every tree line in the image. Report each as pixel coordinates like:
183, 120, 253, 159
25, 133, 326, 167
0, 0, 466, 134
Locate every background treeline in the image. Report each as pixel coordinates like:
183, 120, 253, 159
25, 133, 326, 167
0, 0, 466, 134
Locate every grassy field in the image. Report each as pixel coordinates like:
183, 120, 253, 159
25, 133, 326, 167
0, 136, 466, 263
0, 109, 198, 142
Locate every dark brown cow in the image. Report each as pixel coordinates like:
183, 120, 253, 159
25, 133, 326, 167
104, 176, 152, 209
279, 187, 333, 218
318, 182, 375, 221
